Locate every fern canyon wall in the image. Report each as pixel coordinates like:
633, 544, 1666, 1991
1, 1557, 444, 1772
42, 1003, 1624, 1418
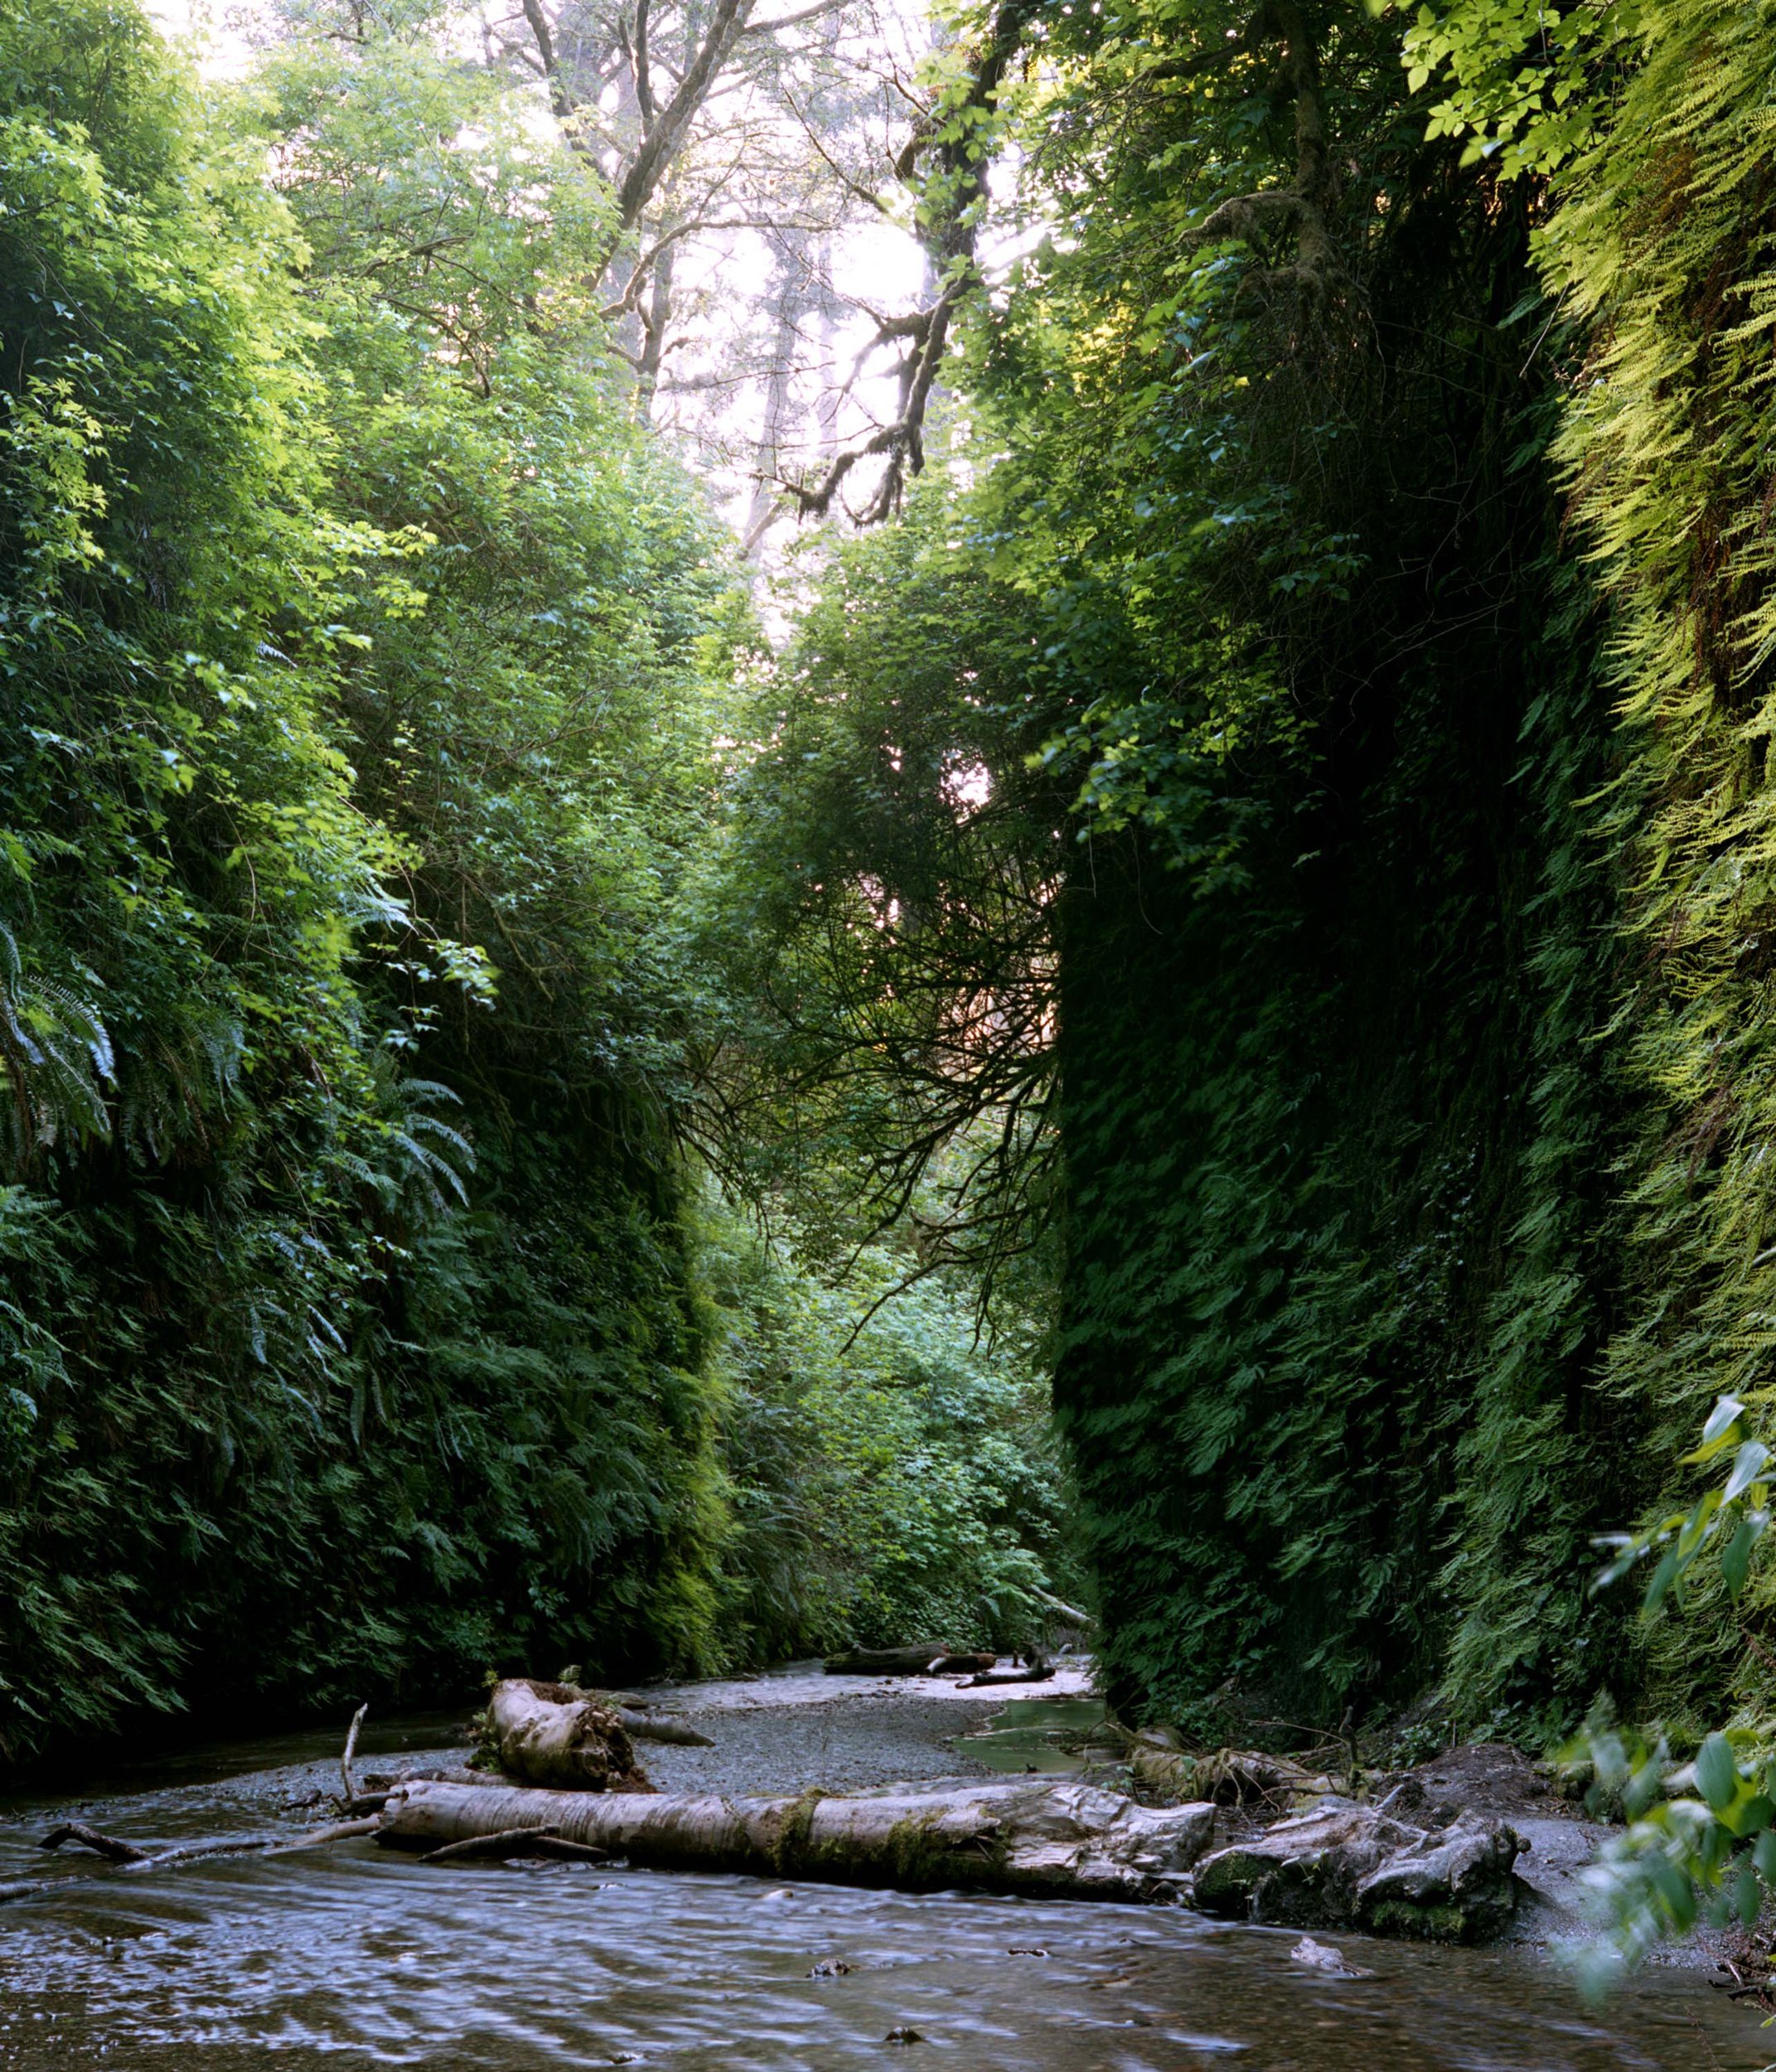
1043, 0, 1776, 1740
739, 0, 1776, 1750
1043, 13, 1632, 1735
0, 0, 1064, 1766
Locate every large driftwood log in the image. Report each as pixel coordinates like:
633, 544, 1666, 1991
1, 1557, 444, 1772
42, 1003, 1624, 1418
961, 1663, 1054, 1688
376, 1777, 1215, 1900
823, 1644, 951, 1676
486, 1678, 656, 1791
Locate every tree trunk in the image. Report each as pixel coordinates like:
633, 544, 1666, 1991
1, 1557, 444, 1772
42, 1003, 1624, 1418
375, 1777, 1215, 1900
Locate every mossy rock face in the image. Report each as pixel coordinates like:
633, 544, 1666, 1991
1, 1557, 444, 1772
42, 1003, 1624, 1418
1190, 1847, 1272, 1917
1354, 1816, 1522, 1944
1361, 1899, 1476, 1944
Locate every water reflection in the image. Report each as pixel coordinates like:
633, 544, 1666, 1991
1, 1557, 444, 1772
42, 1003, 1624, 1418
963, 1696, 1111, 1775
0, 1724, 1767, 2071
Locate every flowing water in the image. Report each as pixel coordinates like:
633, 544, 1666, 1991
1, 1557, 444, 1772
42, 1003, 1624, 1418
0, 1702, 1770, 2072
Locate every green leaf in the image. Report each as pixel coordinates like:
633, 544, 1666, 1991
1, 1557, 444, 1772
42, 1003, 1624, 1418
1689, 1396, 1746, 1460
1725, 1440, 1770, 1503
1725, 1794, 1774, 1839
1647, 1850, 1698, 1929
1696, 1733, 1740, 1814
1643, 1545, 1682, 1614
1720, 1514, 1764, 1596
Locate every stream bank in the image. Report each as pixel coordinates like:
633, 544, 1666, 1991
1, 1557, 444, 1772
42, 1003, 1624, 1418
0, 1668, 1769, 2069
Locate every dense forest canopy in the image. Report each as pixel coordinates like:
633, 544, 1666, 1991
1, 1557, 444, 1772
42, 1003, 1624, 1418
8, 0, 1776, 1868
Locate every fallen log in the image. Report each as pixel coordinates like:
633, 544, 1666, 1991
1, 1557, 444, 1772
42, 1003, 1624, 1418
1029, 1585, 1096, 1629
1193, 1748, 1331, 1808
1192, 1798, 1522, 1941
611, 1708, 713, 1748
822, 1645, 951, 1677
8, 1813, 383, 1904
553, 1682, 713, 1746
376, 1776, 1216, 1901
961, 1663, 1055, 1688
486, 1678, 656, 1792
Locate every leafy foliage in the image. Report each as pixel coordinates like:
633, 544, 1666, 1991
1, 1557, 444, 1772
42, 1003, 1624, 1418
0, 0, 736, 1759
1563, 1399, 1776, 1980
704, 1198, 1069, 1658
924, 0, 1638, 1735
0, 0, 1072, 1765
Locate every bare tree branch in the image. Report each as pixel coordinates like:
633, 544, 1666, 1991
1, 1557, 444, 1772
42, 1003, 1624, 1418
738, 0, 852, 34
615, 0, 757, 235
784, 0, 1041, 522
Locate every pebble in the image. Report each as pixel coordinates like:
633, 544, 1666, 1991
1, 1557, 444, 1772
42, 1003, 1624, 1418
1290, 1936, 1376, 1980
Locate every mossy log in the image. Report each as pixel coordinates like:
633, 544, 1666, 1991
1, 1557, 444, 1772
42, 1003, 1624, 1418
376, 1777, 1216, 1900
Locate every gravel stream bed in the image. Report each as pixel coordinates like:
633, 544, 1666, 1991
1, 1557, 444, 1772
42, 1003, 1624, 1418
637, 1691, 1004, 1798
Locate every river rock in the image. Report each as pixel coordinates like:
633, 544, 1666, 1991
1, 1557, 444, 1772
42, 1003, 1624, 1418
1191, 1798, 1522, 1941
1353, 1813, 1523, 1941
1290, 1935, 1374, 1979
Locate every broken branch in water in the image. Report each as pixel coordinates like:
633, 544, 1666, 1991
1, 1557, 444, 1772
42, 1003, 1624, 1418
264, 1817, 382, 1854
7, 1813, 384, 1904
340, 1701, 369, 1809
40, 1821, 150, 1864
419, 1823, 609, 1865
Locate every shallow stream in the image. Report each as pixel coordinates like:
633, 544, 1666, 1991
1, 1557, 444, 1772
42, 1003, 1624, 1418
0, 1692, 1769, 2070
